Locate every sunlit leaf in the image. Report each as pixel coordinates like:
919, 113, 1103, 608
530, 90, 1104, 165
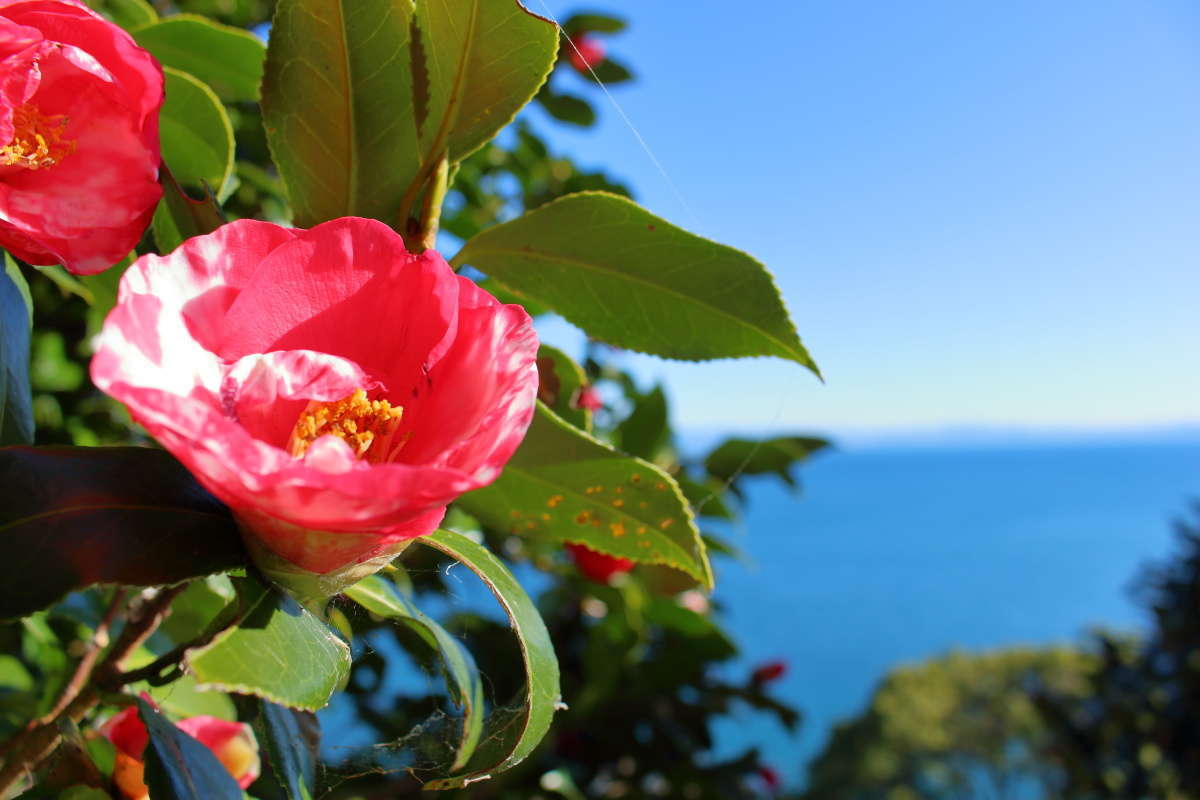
185, 578, 350, 711
418, 529, 559, 788
454, 192, 819, 372
134, 15, 266, 102
458, 402, 712, 588
159, 67, 234, 195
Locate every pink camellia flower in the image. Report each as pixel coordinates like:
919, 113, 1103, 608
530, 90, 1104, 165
567, 542, 634, 584
91, 218, 538, 589
0, 0, 163, 274
102, 706, 260, 799
751, 659, 788, 685
567, 34, 605, 73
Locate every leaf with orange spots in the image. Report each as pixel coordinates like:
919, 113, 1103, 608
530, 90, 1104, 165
456, 402, 712, 588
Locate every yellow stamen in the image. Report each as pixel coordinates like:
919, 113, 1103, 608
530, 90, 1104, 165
288, 388, 406, 464
0, 104, 75, 170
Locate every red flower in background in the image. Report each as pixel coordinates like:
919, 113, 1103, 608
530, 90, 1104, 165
91, 218, 538, 582
102, 706, 259, 799
0, 0, 162, 274
567, 34, 605, 73
751, 659, 787, 684
572, 385, 603, 412
568, 542, 633, 584
757, 764, 781, 794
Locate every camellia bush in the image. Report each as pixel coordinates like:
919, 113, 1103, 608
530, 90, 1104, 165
0, 1, 820, 797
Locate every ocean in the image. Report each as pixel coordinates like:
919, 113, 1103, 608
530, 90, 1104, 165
708, 438, 1200, 787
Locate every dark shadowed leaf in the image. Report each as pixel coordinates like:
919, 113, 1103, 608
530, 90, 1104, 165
0, 254, 33, 446
453, 192, 819, 372
185, 578, 350, 711
345, 574, 484, 771
536, 87, 596, 126
240, 697, 319, 800
458, 402, 711, 587
613, 384, 668, 461
561, 12, 626, 35
154, 167, 225, 255
586, 58, 633, 84
134, 16, 266, 102
139, 699, 242, 800
0, 446, 247, 620
418, 529, 559, 789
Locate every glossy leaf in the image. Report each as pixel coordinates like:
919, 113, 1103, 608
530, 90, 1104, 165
414, 0, 558, 167
0, 446, 248, 620
419, 529, 559, 789
0, 254, 33, 446
138, 699, 243, 800
261, 0, 419, 226
159, 67, 234, 195
453, 192, 819, 372
185, 578, 350, 711
458, 402, 712, 587
704, 435, 831, 489
241, 697, 319, 800
345, 573, 484, 771
134, 15, 266, 102
536, 344, 590, 431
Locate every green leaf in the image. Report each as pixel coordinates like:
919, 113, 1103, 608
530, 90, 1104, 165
613, 384, 668, 461
345, 574, 484, 771
0, 446, 248, 620
0, 254, 33, 445
453, 192, 819, 372
159, 67, 234, 195
262, 0, 419, 226
458, 402, 712, 588
536, 344, 590, 431
676, 475, 736, 520
586, 58, 633, 85
154, 168, 225, 255
561, 12, 627, 35
240, 697, 319, 800
90, 0, 157, 31
536, 87, 596, 126
414, 0, 559, 169
138, 698, 243, 800
418, 529, 559, 789
184, 578, 350, 711
134, 16, 266, 102
704, 435, 831, 490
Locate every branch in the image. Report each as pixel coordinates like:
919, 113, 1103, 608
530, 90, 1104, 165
0, 584, 188, 794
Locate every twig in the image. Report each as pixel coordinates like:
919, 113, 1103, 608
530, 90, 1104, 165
40, 589, 126, 723
0, 584, 188, 794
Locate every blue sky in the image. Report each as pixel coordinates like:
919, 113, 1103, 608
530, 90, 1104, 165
527, 0, 1200, 438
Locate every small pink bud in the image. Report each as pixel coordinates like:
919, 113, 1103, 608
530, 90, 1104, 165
572, 385, 604, 412
751, 659, 787, 684
568, 35, 605, 73
567, 542, 634, 583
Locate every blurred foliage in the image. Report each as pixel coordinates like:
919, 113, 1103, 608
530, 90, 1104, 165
1031, 504, 1200, 799
800, 648, 1093, 800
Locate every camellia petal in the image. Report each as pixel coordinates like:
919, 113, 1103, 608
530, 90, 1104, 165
91, 217, 539, 585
